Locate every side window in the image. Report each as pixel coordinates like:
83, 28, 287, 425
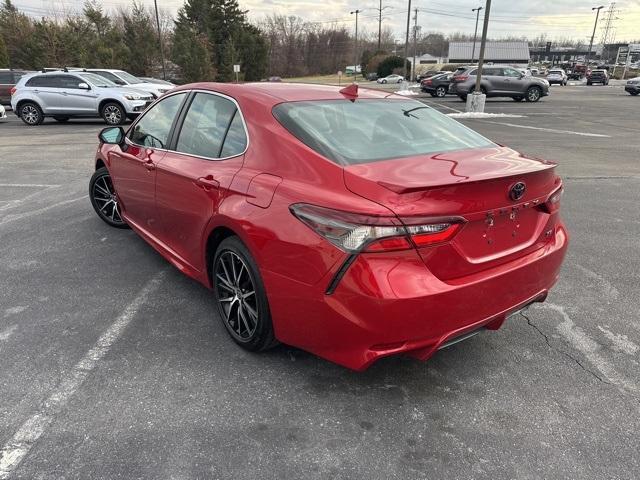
26, 75, 62, 88
176, 93, 237, 159
469, 69, 477, 75
59, 75, 86, 89
220, 111, 248, 158
129, 93, 186, 148
485, 67, 503, 76
0, 72, 12, 83
92, 71, 120, 84
504, 68, 521, 78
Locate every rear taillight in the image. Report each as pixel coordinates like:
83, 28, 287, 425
290, 203, 463, 253
453, 75, 468, 82
423, 79, 432, 85
10, 87, 17, 96
542, 185, 563, 214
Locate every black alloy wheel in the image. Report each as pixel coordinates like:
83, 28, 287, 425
213, 237, 277, 351
89, 167, 128, 228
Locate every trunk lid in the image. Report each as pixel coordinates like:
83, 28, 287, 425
343, 146, 561, 280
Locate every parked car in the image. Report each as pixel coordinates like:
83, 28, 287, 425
450, 65, 550, 102
377, 74, 405, 84
546, 69, 568, 86
415, 70, 445, 82
365, 72, 378, 81
0, 69, 29, 105
89, 83, 568, 371
0, 103, 6, 121
586, 69, 609, 85
567, 64, 587, 80
11, 71, 154, 126
420, 73, 452, 97
85, 69, 172, 98
625, 77, 640, 96
138, 76, 175, 86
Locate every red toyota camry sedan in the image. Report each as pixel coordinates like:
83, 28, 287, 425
89, 82, 568, 370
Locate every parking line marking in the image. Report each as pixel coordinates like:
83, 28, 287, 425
0, 271, 165, 479
482, 121, 611, 138
0, 184, 60, 188
0, 195, 88, 227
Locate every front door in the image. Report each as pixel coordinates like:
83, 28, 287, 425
502, 67, 529, 94
108, 92, 188, 231
155, 91, 248, 270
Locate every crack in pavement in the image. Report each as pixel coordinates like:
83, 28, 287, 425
520, 310, 610, 385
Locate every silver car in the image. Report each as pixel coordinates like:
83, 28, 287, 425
377, 74, 405, 84
546, 69, 568, 86
450, 65, 550, 102
11, 71, 154, 126
85, 69, 173, 98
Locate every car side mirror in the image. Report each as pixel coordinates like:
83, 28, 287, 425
99, 126, 125, 145
78, 82, 90, 90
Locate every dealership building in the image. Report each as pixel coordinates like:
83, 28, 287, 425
448, 41, 530, 67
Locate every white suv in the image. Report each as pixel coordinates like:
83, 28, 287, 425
11, 71, 154, 126
85, 69, 173, 98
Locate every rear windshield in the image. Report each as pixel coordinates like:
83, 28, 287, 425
273, 99, 494, 165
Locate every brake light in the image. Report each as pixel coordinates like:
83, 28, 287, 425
290, 203, 463, 253
10, 87, 16, 96
423, 79, 432, 85
453, 75, 468, 82
542, 185, 563, 214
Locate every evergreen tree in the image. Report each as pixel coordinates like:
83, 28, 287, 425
171, 17, 215, 83
0, 33, 9, 67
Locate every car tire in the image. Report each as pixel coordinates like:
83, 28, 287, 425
53, 116, 70, 123
101, 102, 126, 125
587, 81, 592, 86
19, 102, 44, 126
213, 236, 278, 352
630, 91, 639, 96
435, 86, 447, 97
381, 80, 387, 84
89, 167, 129, 229
525, 86, 542, 102
459, 95, 467, 102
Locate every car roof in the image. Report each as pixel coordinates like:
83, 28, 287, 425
171, 82, 395, 105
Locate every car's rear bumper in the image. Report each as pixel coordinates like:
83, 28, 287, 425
264, 221, 568, 370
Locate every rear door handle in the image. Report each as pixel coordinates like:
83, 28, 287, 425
195, 175, 220, 190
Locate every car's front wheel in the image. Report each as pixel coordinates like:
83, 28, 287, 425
89, 167, 128, 228
213, 236, 278, 352
435, 86, 447, 97
525, 86, 542, 102
101, 102, 126, 125
19, 102, 44, 126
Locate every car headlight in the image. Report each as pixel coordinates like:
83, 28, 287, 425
124, 94, 143, 100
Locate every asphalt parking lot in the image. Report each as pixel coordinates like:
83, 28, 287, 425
1, 84, 639, 479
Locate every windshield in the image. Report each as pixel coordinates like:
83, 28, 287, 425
115, 70, 142, 84
273, 99, 495, 165
79, 73, 117, 87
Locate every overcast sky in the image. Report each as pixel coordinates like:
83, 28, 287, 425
12, 0, 640, 42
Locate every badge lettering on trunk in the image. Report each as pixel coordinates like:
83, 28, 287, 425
509, 182, 526, 201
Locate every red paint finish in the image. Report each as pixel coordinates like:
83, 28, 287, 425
95, 82, 569, 371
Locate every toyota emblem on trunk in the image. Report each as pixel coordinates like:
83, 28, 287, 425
509, 182, 526, 201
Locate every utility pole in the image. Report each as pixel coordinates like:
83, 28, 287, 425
471, 6, 483, 62
467, 0, 491, 112
153, 0, 167, 80
412, 8, 419, 82
586, 6, 604, 68
351, 9, 361, 80
403, 0, 412, 80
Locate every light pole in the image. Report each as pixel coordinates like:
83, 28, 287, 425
351, 9, 361, 80
586, 6, 603, 68
403, 0, 412, 80
471, 6, 483, 63
153, 0, 167, 80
